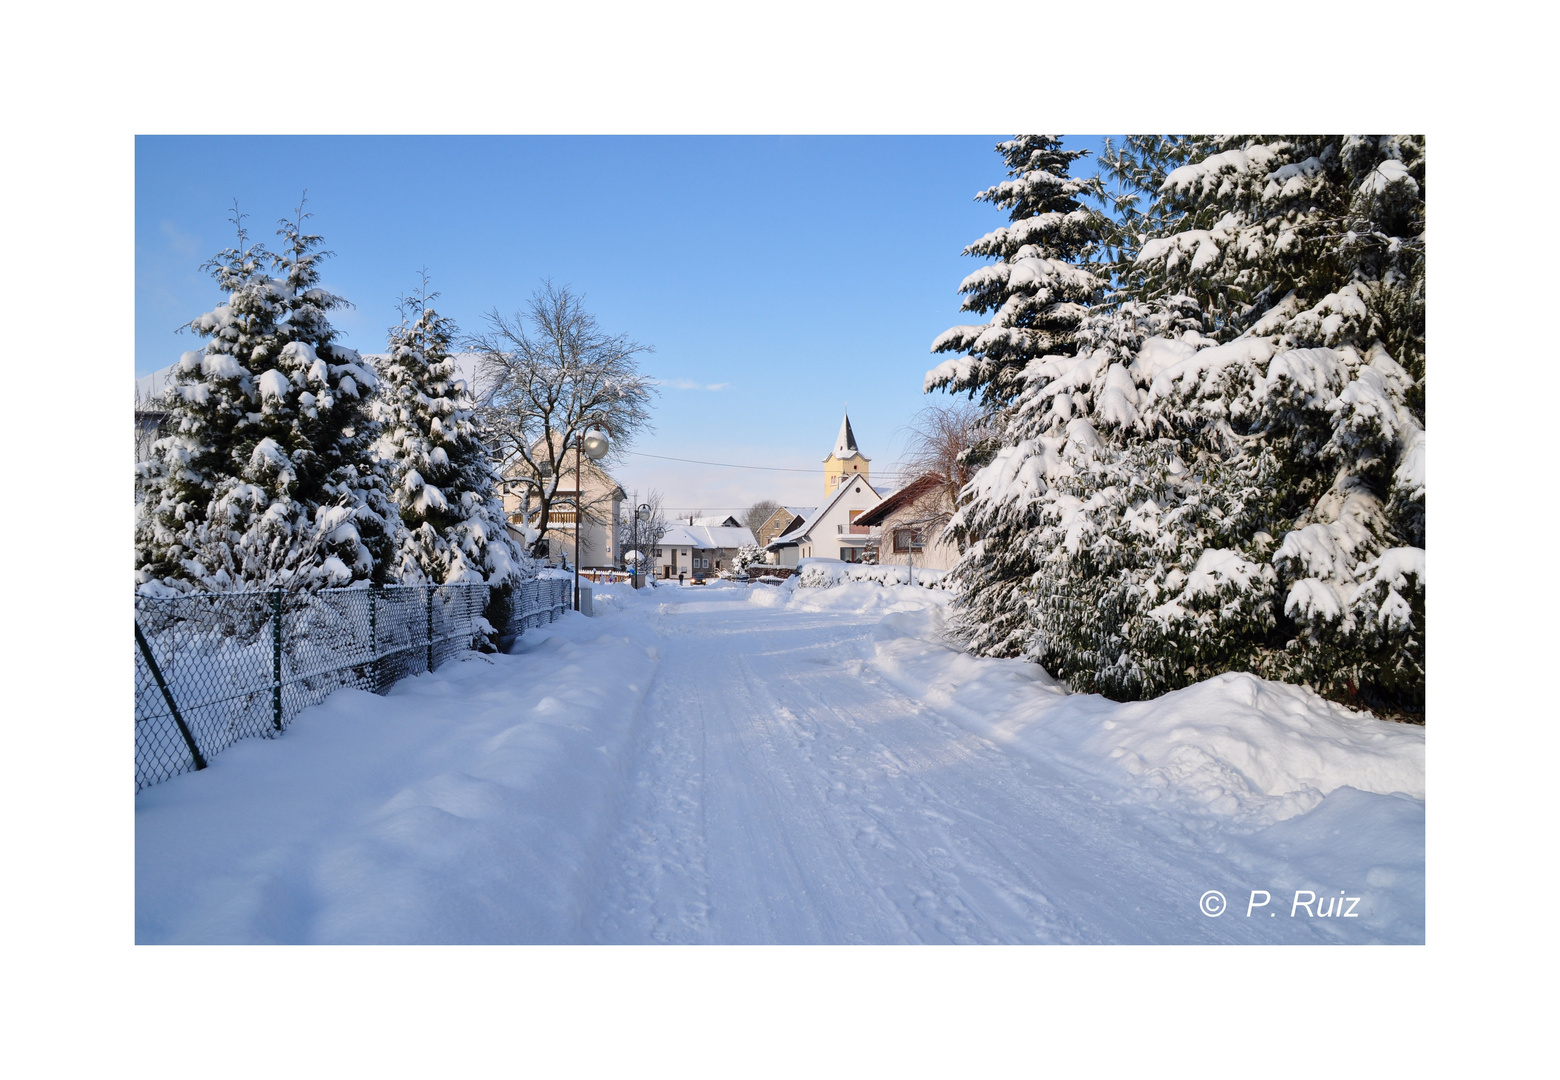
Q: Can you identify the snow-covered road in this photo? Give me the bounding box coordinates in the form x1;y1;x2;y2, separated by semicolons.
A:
136;580;1424;944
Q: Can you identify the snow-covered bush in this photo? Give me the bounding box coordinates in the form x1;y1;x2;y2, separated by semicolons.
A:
730;543;764;575
135;203;397;593
936;136;1425;714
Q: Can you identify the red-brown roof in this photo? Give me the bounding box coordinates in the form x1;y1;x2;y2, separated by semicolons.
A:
854;473;942;527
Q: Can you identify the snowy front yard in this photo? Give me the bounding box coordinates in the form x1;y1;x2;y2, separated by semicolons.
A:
136;578;1424;944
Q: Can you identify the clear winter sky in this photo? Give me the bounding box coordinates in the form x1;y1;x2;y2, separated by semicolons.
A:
135;135;1112;514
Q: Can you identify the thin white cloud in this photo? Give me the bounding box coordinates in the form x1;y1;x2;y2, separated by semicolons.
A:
650;377;731;392
159;219;201;257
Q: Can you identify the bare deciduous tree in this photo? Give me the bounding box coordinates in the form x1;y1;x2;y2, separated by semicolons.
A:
471;282;656;554
895;403;991;547
742;499;783;538
616;488;670;567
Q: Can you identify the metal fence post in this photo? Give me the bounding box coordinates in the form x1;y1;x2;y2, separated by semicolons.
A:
368;586;378;690
426;585;435;673
271;587;284;731
135;621;206;771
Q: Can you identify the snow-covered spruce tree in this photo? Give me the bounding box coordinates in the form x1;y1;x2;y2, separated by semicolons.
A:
370;284;526;590
924;136;1110;658
926;136;1108;411
941;136;1425;714
134;202;396;593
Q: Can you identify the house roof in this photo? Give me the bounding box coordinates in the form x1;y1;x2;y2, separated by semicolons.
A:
769;475;883;548
854;473;944;527
660;524;757;550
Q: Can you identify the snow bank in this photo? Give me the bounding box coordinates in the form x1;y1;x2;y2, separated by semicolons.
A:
1082;673;1422;824
799;584;1428;828
795;557;948;590
136;613;661;944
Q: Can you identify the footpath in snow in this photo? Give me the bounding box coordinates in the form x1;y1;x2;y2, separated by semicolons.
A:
136;576;1424;944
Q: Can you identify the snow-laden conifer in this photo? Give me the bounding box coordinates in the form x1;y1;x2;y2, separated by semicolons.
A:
925;136;1108;410
135;202;396;593
370;283;526;587
926;137;1110;657
937;137;1425;715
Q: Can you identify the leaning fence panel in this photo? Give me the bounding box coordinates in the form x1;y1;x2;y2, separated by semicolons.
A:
135;577;571;792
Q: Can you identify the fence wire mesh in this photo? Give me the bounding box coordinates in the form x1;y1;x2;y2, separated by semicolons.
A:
135;577;572;792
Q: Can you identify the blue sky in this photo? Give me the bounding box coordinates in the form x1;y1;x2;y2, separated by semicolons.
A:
136;135;1111;512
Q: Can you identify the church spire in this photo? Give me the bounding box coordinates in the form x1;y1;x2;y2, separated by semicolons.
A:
833;412;859;457
823;410;870;494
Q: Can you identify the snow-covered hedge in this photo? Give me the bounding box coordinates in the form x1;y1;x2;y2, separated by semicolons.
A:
795;558;948;590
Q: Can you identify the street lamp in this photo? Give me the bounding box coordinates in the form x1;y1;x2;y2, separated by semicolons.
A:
630;501;652;589
574;428;610;610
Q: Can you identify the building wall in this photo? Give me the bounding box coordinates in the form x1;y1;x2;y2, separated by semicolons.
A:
823;453;869;496
804;479;883;562
872;495;959;572
501;455;623;569
755;508;803;547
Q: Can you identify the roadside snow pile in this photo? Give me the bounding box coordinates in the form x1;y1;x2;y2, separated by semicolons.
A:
842;587;1424;829
796;558;948;590
757;576;955;618
1083;673;1423;823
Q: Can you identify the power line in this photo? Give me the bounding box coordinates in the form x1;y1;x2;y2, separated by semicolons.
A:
622;450;919;484
623;450;822;473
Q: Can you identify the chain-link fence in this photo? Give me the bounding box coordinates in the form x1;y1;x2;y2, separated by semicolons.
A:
134;578;572;792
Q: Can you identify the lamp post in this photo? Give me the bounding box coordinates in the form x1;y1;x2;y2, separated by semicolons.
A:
574;428;610;610
630;502;651;588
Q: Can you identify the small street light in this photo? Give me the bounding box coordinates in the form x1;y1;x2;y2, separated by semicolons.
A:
630;501;652;589
574;428;610;610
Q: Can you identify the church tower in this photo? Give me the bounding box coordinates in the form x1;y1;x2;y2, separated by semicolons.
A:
822;411;870;495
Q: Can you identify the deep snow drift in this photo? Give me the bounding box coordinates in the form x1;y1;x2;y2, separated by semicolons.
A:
136;577;1423;944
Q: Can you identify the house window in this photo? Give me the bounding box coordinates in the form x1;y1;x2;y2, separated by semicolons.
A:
893;528;924;553
841;547;867;563
848;509;869;535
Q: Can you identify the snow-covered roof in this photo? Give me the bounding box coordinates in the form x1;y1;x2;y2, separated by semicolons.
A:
784;506;814;519
135;365;177;407
660;525;757;550
825;412;869;462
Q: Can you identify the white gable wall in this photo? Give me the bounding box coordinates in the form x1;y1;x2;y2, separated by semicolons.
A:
792;478;882;562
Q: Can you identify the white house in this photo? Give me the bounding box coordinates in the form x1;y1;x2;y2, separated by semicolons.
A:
765;474;884;566
655;523;758;581
762;411;891;566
